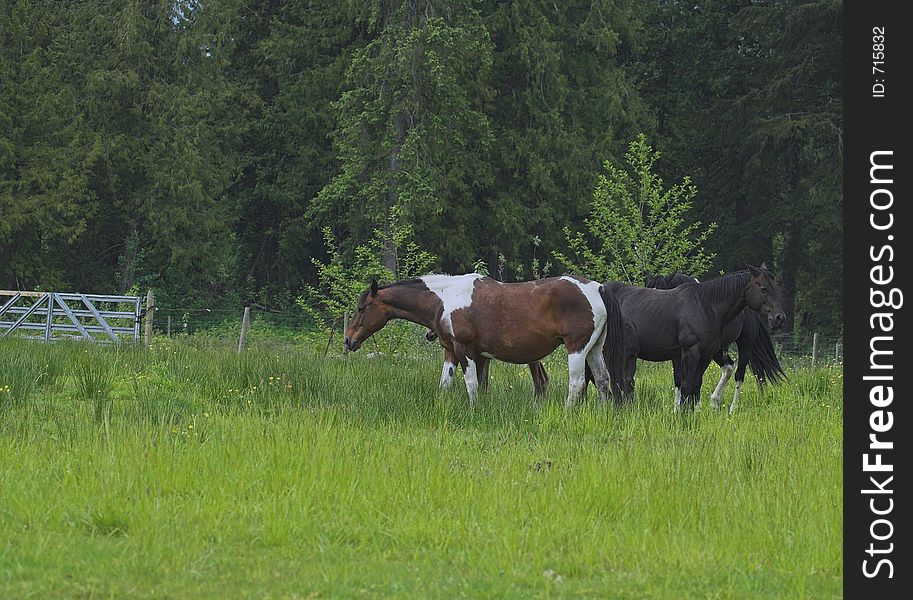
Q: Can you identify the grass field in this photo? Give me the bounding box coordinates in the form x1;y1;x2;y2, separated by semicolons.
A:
0;336;842;598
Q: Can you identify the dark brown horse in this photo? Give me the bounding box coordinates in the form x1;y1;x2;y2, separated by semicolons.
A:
646;271;786;412
603;264;786;408
343;274;626;406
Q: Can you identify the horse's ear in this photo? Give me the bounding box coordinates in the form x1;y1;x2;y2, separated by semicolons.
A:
747;264;762;278
370;278;379;296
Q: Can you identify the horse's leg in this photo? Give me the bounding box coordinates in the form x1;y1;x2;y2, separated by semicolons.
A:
730;372;747;413
477;356;492;392
454;344;480;406
584;327;611;405
440;347;458;389
622;354;637;403
671;358;684;409
690;356;712;409
528;361;549;397
679;346;704;408
728;336;752;413
709;352;735;409
566;350;588;408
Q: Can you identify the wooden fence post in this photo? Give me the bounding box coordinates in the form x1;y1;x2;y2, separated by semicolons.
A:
238;307;251;354
835;341;840;361
144;290;155;347
343;312;349;337
167;315;172;338
811;332;819;368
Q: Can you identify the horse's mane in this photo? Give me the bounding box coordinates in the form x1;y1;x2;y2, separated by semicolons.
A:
378;278;425;290
689;271;751;304
646;272;698;289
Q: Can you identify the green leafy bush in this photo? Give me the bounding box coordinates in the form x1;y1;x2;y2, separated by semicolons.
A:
554;134;717;284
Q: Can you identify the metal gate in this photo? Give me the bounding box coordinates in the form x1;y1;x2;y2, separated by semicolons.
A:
0;291;142;343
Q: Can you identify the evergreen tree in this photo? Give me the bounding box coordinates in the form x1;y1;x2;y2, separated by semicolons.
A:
0;1;93;289
315;0;494;276
219;0;360;303
636;0;842;334
476;0;648;272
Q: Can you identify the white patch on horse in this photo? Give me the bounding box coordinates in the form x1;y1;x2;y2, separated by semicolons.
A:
440;360;456;389
464;357;479;404
710;363;734;409
729;380;743;414
559;276;604;329
566;351;588;408
420;274;484;336
559;277;609;406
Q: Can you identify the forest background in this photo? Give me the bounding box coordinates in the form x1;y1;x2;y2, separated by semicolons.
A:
0;0;842;336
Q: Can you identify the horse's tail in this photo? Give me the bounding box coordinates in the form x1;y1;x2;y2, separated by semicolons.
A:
599;284;629;401
745;310;787;389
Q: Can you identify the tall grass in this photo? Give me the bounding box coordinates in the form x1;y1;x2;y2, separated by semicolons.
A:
0;337;842;598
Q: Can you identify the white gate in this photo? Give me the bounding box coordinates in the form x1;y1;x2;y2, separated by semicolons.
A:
0;291;142;343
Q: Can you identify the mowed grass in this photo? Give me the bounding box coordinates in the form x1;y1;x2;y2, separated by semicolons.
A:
0;337;841;598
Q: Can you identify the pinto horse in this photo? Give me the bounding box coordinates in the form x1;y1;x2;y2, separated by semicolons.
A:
423;328;553;397
343;274;625;406
435;341;551;397
646;271;786;412
428;318;636;402
602;264;786;409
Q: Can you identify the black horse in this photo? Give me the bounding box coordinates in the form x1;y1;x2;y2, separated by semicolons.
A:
602;264;786;409
646;271;787;412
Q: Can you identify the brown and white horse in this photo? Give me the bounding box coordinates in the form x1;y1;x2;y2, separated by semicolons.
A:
424;330;550;397
343;274;625;406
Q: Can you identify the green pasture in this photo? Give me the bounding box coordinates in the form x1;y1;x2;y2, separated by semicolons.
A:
1;337;841;598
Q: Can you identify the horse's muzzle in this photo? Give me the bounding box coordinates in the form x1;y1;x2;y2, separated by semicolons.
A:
769;313;786;330
344;336;361;352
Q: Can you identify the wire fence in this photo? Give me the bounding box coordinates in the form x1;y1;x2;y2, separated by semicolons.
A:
152;307;316;337
1;296;844;365
145;304;843;365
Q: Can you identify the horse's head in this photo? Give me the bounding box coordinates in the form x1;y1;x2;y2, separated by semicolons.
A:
344;279;392;351
745;263;786;330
